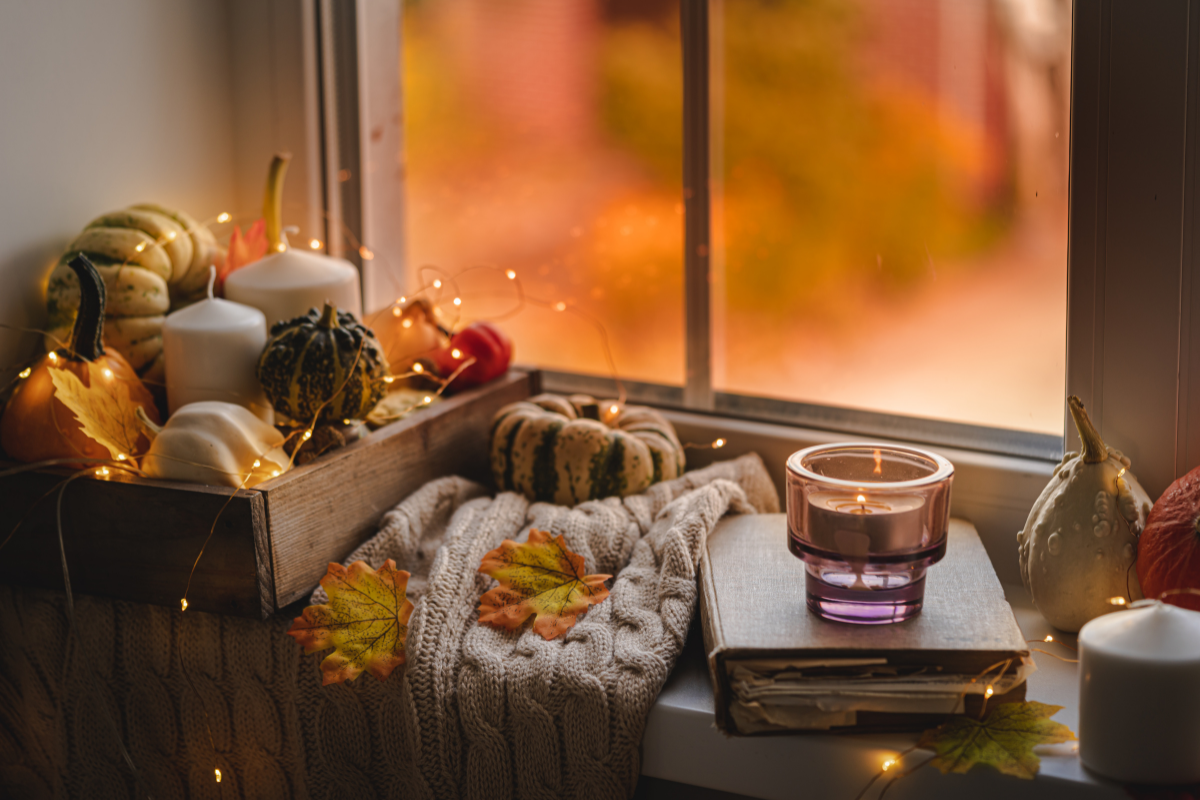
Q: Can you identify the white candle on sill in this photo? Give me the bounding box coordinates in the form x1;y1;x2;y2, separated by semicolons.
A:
163;268;273;422
223;247;361;328
1078;600;1200;784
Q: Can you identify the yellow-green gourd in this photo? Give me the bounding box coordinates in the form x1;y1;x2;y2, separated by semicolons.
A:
138;401;289;488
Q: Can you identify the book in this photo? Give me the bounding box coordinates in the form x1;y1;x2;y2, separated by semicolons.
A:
699;514;1032;734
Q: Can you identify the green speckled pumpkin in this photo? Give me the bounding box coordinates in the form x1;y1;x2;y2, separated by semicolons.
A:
257;303;389;425
490;393;685;505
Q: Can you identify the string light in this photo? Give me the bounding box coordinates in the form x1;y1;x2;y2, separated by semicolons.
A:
453;297;462;306
359;246;374;260
384;376;395;383
117;454;126;461
215;768;222;783
1044;635;1054;643
423;395;433;404
413;363;424;373
96;467;109;477
18;367;30;378
303;430;313;440
399;296;407;304
713;438;726;449
433;279;442;289
610;404;620;415
167;231;177;240
392;307;402;317
1109;596;1128;606
48;351;58;363
506;270;517;280
554;301;567;312
882;758;897;772
401;318;413;328
451;349;462;359
310;239;322;250
217;212;231;223
275;243;286;253
272;470;281;477
252;460;261;468
985;685;994;698
102;368;113;379
180;598;188;611
135;242;146;253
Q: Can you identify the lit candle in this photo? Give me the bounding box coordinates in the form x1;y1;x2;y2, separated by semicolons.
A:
163;268;272;422
805;491;927;555
224;153;362;326
1078;601;1200;784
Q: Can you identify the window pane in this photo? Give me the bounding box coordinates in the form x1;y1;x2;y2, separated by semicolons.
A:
712;0;1069;435
403;0;684;386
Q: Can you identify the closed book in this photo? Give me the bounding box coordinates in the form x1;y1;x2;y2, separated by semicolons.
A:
700;514;1032;734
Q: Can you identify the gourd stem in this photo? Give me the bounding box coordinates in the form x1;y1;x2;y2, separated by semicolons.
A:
65;254;106;362
136;406;162;440
1068;395;1107;463
263;153;291;252
319;302;340;329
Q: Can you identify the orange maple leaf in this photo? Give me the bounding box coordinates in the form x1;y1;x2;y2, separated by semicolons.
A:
286;559;414;685
477;529;611;640
48;361;147;460
217;219;268;291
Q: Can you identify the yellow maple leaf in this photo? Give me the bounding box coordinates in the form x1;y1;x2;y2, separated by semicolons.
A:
48;362;147;461
477;528;611;640
917;702;1077;779
286;559;414;685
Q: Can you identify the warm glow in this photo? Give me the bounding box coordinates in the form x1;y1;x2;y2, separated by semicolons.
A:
117;453;126;461
610;404;620;415
423;395;433;403
102;368;113;379
1108;596;1128;606
135;242;146;253
359;246;374;260
47;351;58;363
399;296;407;304
180;598;188;611
402;318;413;328
343;419;351;425
882;758;896;772
433;279;442;289
451;348;462;359
276;243;286;252
985;685;994;698
554;301;567;312
272;470;281;477
713;438;726;449
384;376;395;383
18;367;30;379
217;212;231;223
413;363;424;373
392;307;402;317
506;269;516;280
453;297;462;306
856;494;866;503
303;430;312;440
309;239;322;250
167;231;177;240
215;768;222;783
1044;635;1054;643
252;459;261;468
96;467;109;477
873;448;883;475
1117;467;1127;478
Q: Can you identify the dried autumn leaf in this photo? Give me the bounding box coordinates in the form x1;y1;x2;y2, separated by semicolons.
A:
286;559;414;685
477;528;611;640
917;702;1077;779
217;218;268;290
48;362;146;461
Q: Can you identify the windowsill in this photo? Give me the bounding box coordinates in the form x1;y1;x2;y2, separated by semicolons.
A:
641;584;1125;800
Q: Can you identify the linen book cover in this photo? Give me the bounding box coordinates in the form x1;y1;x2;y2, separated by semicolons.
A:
699;514;1031;734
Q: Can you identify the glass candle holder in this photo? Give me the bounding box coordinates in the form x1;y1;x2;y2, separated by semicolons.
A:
786;443;954;624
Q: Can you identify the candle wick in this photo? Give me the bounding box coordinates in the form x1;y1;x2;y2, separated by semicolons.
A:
206;265;217;301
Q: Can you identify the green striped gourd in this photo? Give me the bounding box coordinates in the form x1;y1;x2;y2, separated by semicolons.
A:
490;393;685;505
45;204;220;383
256;302;390;425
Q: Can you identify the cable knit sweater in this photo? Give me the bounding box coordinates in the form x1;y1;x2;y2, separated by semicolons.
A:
0;454;778;799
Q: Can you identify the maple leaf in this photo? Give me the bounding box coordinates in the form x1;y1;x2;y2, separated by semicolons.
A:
917;702;1077;779
217;219;268;290
49;363;146;460
286;559;414;685
477;528;611;640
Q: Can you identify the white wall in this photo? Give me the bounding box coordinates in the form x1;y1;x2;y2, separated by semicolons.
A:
0;0;237;372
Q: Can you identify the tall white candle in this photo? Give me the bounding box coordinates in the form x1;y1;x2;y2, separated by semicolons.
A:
163;268;273;422
1078;601;1200;784
224;248;362;328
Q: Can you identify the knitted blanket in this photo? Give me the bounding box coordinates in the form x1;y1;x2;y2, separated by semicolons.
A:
0;454;777;799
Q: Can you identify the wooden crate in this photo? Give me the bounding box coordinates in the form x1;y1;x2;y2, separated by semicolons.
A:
0;369;538;619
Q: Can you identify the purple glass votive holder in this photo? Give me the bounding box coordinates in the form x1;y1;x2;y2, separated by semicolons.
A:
786;443;954;624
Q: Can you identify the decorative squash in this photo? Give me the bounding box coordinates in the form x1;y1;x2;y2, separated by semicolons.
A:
490;393;685;505
434;320;513;392
256;302;390;425
139;401;289;488
1137;465;1200;611
1017;396;1153;631
3;255;159;464
45;204;220;383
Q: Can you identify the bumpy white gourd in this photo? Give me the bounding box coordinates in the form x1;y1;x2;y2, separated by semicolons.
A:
138;401;289;488
1018;396;1152;632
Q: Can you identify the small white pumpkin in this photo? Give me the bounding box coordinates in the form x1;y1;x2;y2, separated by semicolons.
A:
138;401;290;488
1017;396;1153;632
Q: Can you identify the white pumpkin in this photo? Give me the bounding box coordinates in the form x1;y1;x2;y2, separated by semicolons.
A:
1017;396;1153;632
138;401;290;488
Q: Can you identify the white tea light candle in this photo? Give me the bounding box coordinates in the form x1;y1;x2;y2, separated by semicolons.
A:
1078;601;1200;784
163;268;272;422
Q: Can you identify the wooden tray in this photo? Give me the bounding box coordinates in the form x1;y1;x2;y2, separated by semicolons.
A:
0;369;538;619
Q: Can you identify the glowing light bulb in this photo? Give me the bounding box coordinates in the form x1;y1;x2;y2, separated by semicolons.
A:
303;430;313;441
359;246;374;260
275;243;286;253
554;302;567;312
453;297;462;306
384;376;395;383
48;351;58;363
610;404;620;415
272;470;281;477
215;768;222;783
252;460;261;468
309;239;322;250
217;212;231;223
423;395;433;404
413;363;424;373
433;279;442;289
985;685;994;698
18;367;31;379
402;318;412;328
180;598;188;611
506;270;517;280
102;368;113;379
451;349;462;359
392;307;402;317
713;438;726;449
1108;596;1128;606
135;242;146;253
167;230;177;240
117;453;126;461
882;759;896;772
1044;635;1054;643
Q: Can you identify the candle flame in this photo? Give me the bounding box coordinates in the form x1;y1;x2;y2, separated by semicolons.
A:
873;448;882;475
856;494;866;503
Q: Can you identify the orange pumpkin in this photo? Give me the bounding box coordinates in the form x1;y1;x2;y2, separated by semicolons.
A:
1;255;159;464
1138;465;1200;611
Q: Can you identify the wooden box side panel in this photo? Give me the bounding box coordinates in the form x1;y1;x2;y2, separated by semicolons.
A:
0;472;268;618
264;370;535;608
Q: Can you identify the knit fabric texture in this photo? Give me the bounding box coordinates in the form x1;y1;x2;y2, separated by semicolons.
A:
0;454;777;799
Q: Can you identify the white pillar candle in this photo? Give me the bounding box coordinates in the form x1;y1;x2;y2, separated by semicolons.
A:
224;248;362;328
163;268;273;422
1078;601;1200;784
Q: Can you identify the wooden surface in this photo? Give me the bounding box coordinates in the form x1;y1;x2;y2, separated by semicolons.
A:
261;369;537;609
0;469;266;617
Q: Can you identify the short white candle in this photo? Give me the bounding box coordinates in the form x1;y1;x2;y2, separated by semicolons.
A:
223;248;361;328
1078;601;1200;784
806;491;927;554
163;268;273;422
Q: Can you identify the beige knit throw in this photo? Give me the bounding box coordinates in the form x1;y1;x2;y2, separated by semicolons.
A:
0;454;777;799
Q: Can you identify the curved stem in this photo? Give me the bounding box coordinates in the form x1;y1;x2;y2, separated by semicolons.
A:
65;254;106;362
1068;395;1107;464
263;153;292;252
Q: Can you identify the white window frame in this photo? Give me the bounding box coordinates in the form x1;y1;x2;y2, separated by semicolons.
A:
236;0;1200;580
